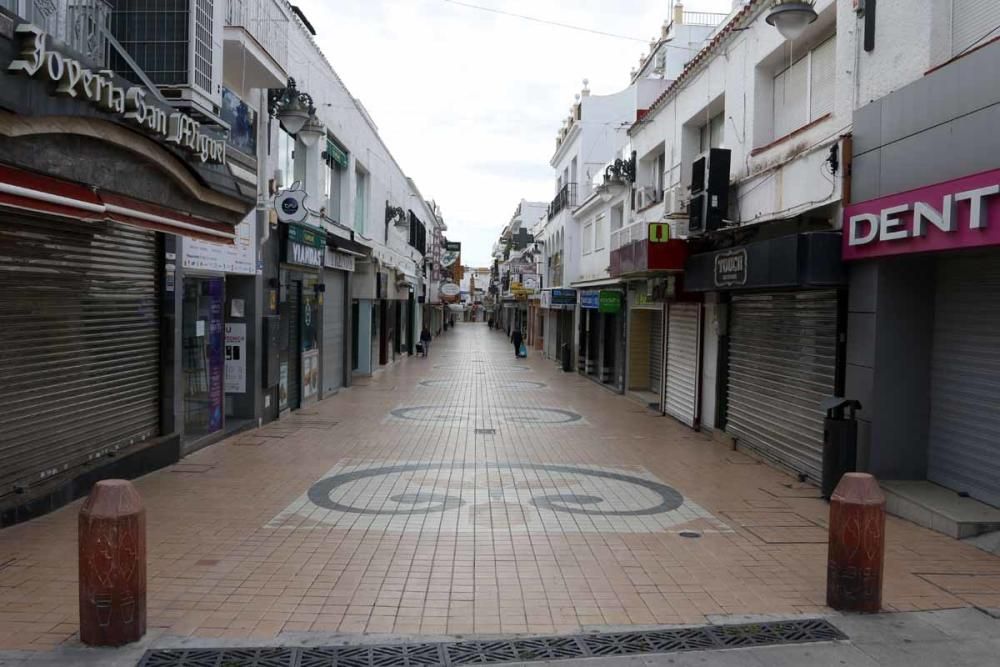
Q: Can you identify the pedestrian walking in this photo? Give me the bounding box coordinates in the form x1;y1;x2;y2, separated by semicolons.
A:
450;315;455;329
488;317;494;330
512;329;524;358
419;326;432;357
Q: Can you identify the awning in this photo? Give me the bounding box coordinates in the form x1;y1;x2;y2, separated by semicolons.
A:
0;163;235;243
326;234;371;257
570;277;624;288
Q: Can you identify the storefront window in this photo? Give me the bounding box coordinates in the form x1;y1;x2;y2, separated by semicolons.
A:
277;129;296;188
182;276;224;440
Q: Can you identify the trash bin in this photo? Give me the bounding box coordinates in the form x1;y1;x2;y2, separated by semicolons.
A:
820;397;862;499
561;343;572;372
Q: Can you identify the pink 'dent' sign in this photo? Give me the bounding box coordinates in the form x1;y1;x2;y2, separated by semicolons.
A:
842;167;1000;261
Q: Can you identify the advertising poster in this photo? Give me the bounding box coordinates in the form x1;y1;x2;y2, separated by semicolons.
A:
278;362;289;411
224;323;246;394
207;279;224;432
182;211;256;274
303;350;319;401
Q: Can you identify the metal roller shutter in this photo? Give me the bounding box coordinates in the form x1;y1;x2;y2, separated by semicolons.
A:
0;215;160;501
649;311;664;395
666;303;701;428
322;271;346;394
928;256;1000;506
288;283;302;410
952;0;1000;56
726;290;838;482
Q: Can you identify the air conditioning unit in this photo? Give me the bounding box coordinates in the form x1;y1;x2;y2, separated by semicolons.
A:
109;0;225;123
635;186;659;210
665;185;687;216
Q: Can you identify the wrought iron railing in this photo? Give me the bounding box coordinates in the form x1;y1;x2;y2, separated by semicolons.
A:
15;0;113;67
226;0;289;70
547;183;577;220
682;11;728;27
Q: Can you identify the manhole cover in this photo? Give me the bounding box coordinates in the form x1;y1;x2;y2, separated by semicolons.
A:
138;619;846;666
679;530;702;538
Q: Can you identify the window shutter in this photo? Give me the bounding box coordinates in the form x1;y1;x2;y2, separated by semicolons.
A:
809;36;836;121
773;58;808;139
952;0;1000;56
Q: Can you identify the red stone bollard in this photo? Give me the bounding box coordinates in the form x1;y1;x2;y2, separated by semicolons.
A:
78;480;146;646
826;473;885;612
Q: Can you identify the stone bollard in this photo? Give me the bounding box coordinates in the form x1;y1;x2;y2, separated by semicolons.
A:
826;472;885;612
78;480;146;646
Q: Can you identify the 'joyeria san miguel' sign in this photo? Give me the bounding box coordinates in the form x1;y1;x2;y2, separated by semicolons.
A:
7;24;226;164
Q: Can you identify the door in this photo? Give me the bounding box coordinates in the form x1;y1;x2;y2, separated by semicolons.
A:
665;303;701;428
726;290;839;482
649;310;664;397
322;271;346;394
928;256;1000;506
0;216;159;503
288;280;302;410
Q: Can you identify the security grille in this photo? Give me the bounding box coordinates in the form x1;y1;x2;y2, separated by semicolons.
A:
138;618;846;666
192;0;214;92
109;0;191;86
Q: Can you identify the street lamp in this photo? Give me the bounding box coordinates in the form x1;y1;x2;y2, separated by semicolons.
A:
268;78;316;136
765;1;818;41
297;114;325;148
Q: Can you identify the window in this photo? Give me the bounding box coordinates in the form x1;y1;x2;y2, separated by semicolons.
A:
354;168;367;234
583;222;593;255
772;35;835;139
655;152;666;195
610;204;624;232
699;112;725;152
594;214;606;251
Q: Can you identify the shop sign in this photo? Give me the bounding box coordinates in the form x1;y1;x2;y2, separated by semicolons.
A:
551;288;577;305
440;282;461;297
522;274;540;290
714;248;747;287
599;290;622;313
288;242;323;267
276;189;308;224
288;223;324;248
324;139;348;168
648;223;671;243
844;167;1000;261
224;323;246;393
8;24;226;164
445;241;462;252
581;290;600;309
324;248;356;272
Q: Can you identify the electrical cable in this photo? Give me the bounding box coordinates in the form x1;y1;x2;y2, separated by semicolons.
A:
952;22;1000;60
440;0;700;50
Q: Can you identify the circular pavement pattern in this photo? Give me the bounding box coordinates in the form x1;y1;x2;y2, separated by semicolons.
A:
307;462;685;517
389;406;581;424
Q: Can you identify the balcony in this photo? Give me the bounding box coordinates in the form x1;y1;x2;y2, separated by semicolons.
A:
610;221;688;278
8;0;112;68
547;183;577;220
224;0;289;90
681;11;728;27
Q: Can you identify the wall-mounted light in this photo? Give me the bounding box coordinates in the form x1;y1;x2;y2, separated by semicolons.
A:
765;1;818;41
268;77;316;136
298;114;325;148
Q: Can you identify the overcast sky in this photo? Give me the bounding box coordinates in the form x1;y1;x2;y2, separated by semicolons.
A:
297;0;734;266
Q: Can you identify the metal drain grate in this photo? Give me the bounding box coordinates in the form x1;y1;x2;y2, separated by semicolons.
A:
475;428;497;435
137;618;845;666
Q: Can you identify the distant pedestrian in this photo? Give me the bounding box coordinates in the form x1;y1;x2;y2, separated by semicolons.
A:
512;329;524;357
419;326;432;357
450;315;455;329
488;317;494;330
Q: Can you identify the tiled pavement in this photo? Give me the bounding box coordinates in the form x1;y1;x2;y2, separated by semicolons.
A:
1;323;999;652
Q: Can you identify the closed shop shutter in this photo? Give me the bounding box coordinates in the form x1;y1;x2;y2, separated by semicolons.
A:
322;270;346;394
0;215;159;501
666;303;701;428
649;311;664;394
727;290;838;482
928;256;1000;507
952;0;1000;56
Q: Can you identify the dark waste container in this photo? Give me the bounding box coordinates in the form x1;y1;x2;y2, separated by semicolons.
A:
821;397;862;499
561;344;572;372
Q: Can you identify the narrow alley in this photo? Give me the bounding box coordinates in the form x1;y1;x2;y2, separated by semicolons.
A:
1;323;998;655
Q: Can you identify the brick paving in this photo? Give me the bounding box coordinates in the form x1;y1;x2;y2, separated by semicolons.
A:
1;323;999;651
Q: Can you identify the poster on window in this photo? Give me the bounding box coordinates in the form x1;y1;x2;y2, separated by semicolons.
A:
303;349;319;401
224;323;246;393
279;362;289;411
182;211;256;274
207;279;224;432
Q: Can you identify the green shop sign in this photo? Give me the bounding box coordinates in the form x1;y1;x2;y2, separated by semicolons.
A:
598;290;622;313
287;223;325;249
324;139;348;169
